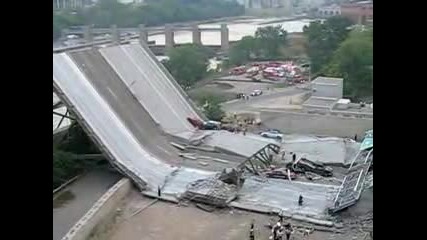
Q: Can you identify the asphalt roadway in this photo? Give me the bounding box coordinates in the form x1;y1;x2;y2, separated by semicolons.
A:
53;170;121;240
69;50;180;164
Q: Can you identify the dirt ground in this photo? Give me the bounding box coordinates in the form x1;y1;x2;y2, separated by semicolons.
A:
91;188;373;240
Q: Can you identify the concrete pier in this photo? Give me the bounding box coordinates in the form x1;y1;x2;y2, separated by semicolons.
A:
83;25;93;46
111;25;119;45
220;23;229;51
138;24;148;45
165;24;175;51
192;24;201;45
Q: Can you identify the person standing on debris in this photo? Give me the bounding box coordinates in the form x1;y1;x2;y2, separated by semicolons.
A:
292;153;296;162
298;195;304;206
157;185;162;197
354;134;358;141
271;222;281;240
284;223;293;240
249;222;255;240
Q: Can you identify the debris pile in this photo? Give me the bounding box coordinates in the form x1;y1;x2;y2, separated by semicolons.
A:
286;157;333;177
182;177;239;207
260;166;296;180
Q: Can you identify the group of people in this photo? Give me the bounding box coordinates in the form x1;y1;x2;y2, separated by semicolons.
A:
271;218;294;240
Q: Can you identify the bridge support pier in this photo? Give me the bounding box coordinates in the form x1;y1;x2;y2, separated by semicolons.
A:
111;25;120;45
138;24;148;45
165;24;175;51
220;24;229;51
192;24;201;45
83;25;93;47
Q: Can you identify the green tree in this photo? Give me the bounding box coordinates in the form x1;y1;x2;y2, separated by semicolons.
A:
199;94;225;121
303;16;353;73
228;25;289;66
165;44;209;88
229;36;257;66
324;28;373;97
53;0;244;40
255;25;288;59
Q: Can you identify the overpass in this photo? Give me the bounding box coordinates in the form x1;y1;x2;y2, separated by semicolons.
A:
61;23;230;52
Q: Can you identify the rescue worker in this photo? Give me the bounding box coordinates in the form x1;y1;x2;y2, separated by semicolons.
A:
157;185;162;197
298;195;304;206
249;222;255;240
284;223;293;240
292;153;296;162
271;222;281;240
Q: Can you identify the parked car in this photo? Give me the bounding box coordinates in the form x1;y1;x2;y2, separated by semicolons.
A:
203;120;221;130
260;131;283;140
266;129;282;134
250;90;263;96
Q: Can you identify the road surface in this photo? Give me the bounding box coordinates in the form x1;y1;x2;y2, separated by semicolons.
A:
69;50;180;164
53;170;121;240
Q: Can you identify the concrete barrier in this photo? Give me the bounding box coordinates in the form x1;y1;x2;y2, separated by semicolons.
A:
61;178;131;240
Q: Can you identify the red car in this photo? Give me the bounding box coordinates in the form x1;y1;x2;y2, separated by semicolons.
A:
229;66;246;75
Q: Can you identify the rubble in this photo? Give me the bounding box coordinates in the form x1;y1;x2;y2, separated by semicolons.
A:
181;177;239;207
286;157;333;177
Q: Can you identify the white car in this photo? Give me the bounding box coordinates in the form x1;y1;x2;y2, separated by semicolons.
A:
260;131;283;140
250;90;263;96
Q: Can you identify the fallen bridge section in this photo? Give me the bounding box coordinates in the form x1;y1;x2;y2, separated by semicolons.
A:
69;49;180;163
53;53;175;190
99;44;201;135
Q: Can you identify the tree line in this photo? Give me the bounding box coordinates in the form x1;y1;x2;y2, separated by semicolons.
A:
226;16;373;98
53;0;244;40
303;17;373;98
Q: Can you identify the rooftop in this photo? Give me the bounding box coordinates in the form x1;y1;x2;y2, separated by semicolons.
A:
303;96;337;108
312;76;343;85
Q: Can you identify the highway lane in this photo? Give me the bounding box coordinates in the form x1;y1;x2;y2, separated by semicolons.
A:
69;50;180;164
53;53;175;189
100;45;195;134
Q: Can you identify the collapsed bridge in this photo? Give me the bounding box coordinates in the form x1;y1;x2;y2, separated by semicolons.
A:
53;43;278;190
53;42;367;222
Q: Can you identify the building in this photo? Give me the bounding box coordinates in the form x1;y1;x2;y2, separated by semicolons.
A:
244;0;293;16
340;1;373;25
53;0;93;10
317;4;341;18
53;0;144;10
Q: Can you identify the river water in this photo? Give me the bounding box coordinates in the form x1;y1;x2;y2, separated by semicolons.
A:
147;17;313;45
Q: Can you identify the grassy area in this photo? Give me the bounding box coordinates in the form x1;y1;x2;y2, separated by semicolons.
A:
188;88;235;105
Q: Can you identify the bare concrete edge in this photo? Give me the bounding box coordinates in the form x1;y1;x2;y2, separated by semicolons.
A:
61;178;131;240
229;202;336;228
53;175;82;196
